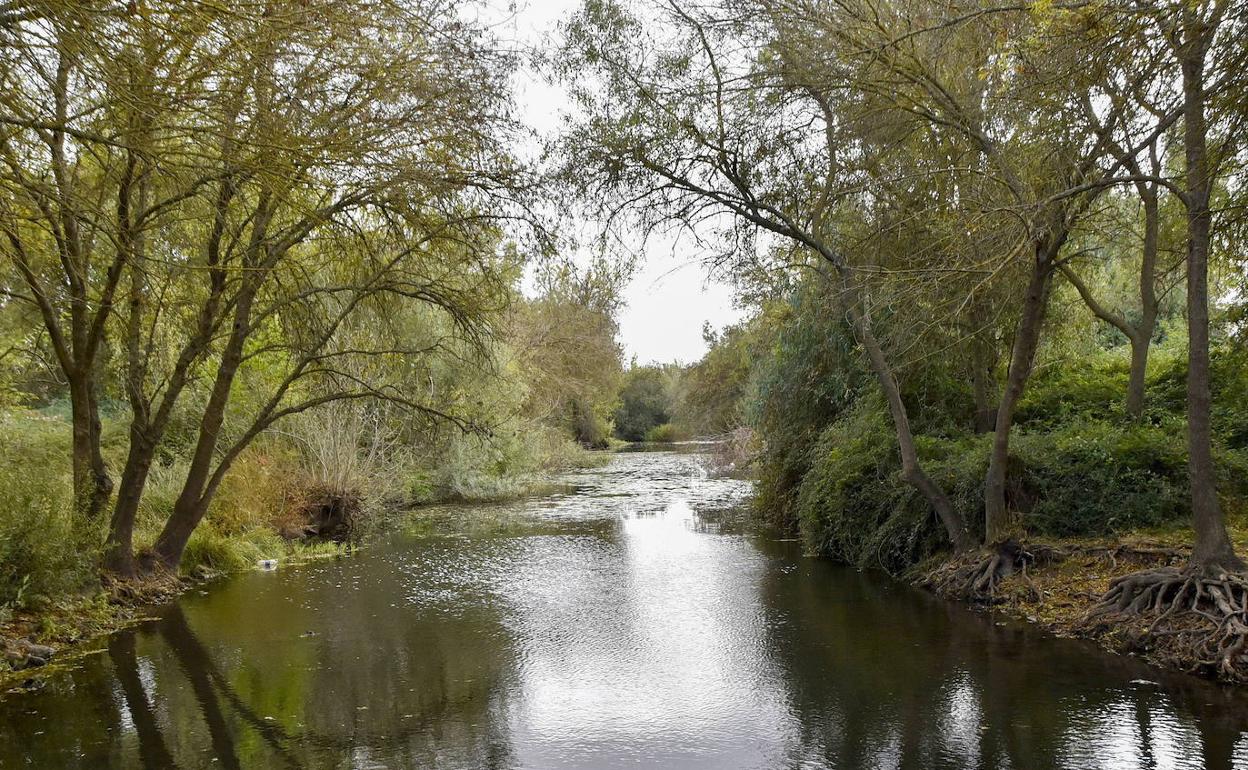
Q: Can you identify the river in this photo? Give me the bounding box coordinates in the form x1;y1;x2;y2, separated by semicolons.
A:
3;448;1248;768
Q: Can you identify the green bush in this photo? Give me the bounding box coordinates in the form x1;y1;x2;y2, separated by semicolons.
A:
794;398;949;573
1015;353;1131;428
643;423;684;443
790;387;1210;570
1011;421;1189;536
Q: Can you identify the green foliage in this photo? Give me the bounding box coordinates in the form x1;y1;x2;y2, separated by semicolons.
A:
1011;422;1189;536
785;347;1248;570
643;423;684;443
747;286;870;530
428;423;606;502
1015;352;1135;428
1148;345;1248;449
512;258;627;448
613;364;679;441
182;528;287;574
674;322;756;436
793;399;949;573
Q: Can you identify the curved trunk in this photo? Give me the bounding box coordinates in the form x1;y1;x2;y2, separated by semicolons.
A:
984;253;1053;542
848;301;975;551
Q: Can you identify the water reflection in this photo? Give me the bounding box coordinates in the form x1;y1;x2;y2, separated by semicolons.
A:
3;450;1248;768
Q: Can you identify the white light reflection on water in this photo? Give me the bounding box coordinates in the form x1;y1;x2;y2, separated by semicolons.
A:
6;450;1248;770
501;473;801;768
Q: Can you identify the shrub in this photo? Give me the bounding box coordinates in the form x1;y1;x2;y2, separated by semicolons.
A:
643;423;684;443
182;526;286;573
790;391;1206;571
794;398;949;573
1014;353;1130;428
1011;422;1189;536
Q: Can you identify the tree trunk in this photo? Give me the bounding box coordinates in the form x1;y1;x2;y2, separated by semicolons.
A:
1126;185;1160;421
848;300;975;551
68;371;112;520
972;368;996;434
984;251;1054;542
150;286;259;571
1125;331;1150;420
102;429;158;578
1177;21;1242;573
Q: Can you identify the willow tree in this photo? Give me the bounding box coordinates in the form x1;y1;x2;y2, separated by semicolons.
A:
0;0;525;576
509;258;627;447
0;2;131;519
558;0;977;550
93;0;527;576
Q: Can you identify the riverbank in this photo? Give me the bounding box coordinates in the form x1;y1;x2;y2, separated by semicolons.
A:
916;521;1248;684
7;465;1247;695
0;544;348;692
0;455;611;692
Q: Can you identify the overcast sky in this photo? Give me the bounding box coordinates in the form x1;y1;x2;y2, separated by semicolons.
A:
481;0;747;366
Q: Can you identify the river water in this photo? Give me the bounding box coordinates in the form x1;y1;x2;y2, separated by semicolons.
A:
4;449;1248;769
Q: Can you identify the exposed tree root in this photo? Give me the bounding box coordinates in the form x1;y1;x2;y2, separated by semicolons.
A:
924;539;1062;603
1085;566;1248;681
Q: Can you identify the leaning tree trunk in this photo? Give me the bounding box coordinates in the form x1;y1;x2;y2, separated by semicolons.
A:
1178;26;1241;573
848;300;975;551
150;285;259;572
984;249;1054;542
102;429;159;578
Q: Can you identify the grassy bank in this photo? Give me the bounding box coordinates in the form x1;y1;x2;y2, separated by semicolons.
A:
0;404;609;688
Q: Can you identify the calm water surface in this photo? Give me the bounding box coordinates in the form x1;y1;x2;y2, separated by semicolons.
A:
5;449;1248;769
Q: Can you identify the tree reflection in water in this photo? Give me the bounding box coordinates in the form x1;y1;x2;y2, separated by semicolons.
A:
3;452;1248;769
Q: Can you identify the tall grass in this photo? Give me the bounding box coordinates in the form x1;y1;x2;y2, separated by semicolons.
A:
0;395;614;612
0;412;99;612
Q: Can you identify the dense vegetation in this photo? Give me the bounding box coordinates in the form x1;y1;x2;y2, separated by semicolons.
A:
3;0;1248;681
0;1;635;615
557;0;1248;670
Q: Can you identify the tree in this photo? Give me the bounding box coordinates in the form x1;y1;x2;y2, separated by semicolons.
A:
559;0;983;550
0;0;531;576
0;3;134;519
115;0;526;575
510;257;627;447
613;364;675;441
1167;0;1243;574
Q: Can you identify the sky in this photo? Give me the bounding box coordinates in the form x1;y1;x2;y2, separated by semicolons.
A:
479;0;747;366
